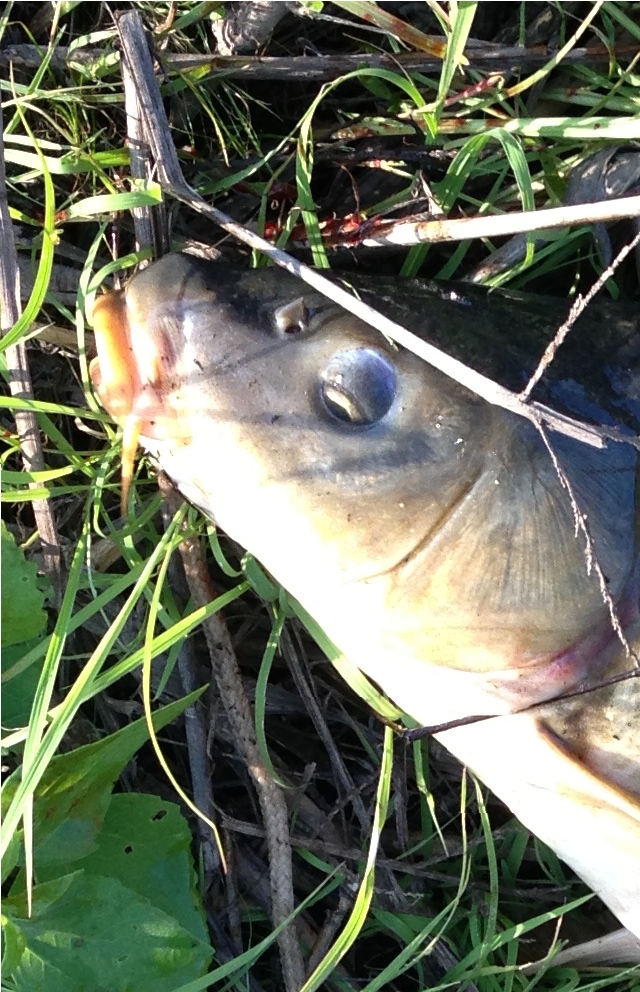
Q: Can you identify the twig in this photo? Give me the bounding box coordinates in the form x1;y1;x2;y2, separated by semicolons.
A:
0;105;64;604
220;829;244;956
306;889;352;976
277;623;371;833
1;44;632;78
205;902;270;992
114;10;639;455
161;541;222;881
156;473;306;990
121;36;166;261
16;257;83;304
361;195;640;247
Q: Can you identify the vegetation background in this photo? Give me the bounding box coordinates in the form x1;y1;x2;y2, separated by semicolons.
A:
2;2;639;991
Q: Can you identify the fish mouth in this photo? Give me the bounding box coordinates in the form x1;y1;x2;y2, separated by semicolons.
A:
90;289;189;512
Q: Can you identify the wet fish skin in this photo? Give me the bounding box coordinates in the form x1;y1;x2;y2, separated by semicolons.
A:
90;254;640;938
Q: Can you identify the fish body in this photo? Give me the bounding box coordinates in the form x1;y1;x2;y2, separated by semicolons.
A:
91;254;640;937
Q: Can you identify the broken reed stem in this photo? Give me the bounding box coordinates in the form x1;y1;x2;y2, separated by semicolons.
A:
2;43;630;77
365;195;640;246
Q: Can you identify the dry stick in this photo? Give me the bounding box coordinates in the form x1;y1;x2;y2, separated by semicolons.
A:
305;890;353;977
161;553;223;881
0;106;64;604
220;828;244;958
205;906;270;992
0;44;631;77
278;624;371;833
114;12;639;454
361;195;640;247
121;45;161;262
16;257;83;304
218;809;515;880
171;512;307;992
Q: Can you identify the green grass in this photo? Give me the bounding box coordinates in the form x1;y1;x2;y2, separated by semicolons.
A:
2;3;639;990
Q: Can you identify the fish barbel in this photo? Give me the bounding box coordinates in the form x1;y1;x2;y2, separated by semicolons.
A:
90;254;640;939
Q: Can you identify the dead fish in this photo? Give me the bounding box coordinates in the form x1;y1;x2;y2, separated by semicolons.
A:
90;254;640;944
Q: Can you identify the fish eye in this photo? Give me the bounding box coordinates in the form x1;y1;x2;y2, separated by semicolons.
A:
319;348;397;426
272;297;310;336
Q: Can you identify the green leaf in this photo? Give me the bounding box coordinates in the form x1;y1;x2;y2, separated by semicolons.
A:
1;521;47;647
1;640;45;731
71;793;209;944
4;871;212;992
241;553;280;602
435;1;477;112
0;106;57;354
1;912;26;975
64;186;163;220
2;688;206;870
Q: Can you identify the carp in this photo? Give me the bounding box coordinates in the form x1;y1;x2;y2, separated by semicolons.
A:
90;253;640;943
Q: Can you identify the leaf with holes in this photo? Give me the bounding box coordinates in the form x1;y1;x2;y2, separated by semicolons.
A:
2;688;206;870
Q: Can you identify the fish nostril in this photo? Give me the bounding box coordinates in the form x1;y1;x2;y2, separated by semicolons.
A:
272;297;309;336
319;348;397;426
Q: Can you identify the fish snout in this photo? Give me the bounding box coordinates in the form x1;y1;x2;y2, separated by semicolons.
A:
91;283;192;510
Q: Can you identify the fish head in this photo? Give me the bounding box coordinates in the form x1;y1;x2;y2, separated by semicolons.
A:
90;254;638;721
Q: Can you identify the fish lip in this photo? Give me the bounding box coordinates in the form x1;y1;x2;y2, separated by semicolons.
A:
90;282;196;509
